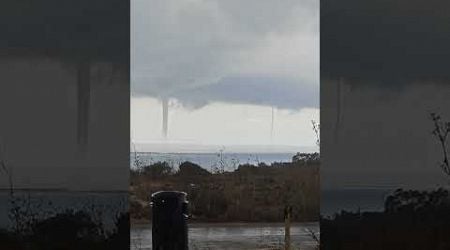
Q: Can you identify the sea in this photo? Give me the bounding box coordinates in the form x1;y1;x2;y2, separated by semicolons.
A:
0;190;127;230
130;152;295;172
321;187;394;217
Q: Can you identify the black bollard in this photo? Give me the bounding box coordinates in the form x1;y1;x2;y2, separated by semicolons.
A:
151;191;189;250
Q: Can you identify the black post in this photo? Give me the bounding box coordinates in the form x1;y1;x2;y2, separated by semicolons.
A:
151;191;189;250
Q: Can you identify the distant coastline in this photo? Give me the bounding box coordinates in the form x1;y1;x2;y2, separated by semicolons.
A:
131;142;318;154
0;188;128;193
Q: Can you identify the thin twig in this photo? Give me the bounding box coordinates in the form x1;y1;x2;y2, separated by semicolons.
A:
430;113;450;176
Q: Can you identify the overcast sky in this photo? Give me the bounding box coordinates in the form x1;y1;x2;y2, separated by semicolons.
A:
131;0;319;150
321;0;450;190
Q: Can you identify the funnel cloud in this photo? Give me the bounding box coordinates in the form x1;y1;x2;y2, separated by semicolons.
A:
132;0;319;109
131;0;319;147
162;98;169;139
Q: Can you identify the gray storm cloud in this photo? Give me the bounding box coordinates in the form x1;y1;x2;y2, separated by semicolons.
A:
322;80;450;189
0;0;129;190
1;0;129;149
322;0;450;84
131;0;319;109
321;0;450;191
169;76;318;110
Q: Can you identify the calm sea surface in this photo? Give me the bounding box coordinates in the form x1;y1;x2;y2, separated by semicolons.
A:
0;190;127;230
321;188;394;217
130;152;295;171
131;222;319;250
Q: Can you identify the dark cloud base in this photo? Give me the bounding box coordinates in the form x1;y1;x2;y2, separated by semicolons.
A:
0;0;129;64
170;76;319;110
0;0;130;240
321;0;450;83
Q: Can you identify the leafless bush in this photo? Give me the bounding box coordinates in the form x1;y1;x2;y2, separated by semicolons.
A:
430;112;450;176
311;120;320;147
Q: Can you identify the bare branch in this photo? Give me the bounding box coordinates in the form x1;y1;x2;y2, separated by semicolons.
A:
311;120;320;147
430;112;450;177
0;142;14;197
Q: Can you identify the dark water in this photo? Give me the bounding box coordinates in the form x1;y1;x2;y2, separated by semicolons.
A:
131;222;319;250
0;190;127;230
130;152;295;171
321;188;393;217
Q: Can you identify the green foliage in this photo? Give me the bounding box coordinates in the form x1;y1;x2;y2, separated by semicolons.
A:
140;161;174;178
178;162;211;177
384;188;449;213
292;152;320;165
